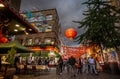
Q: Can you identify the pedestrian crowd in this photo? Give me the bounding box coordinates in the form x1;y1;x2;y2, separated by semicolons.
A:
56;56;101;77
14;55;50;74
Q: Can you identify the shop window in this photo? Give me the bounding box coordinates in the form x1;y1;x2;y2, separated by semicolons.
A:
25;38;33;45
34;38;41;45
44;38;51;44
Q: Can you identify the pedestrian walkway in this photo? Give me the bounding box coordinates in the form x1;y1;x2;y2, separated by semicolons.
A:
16;67;120;79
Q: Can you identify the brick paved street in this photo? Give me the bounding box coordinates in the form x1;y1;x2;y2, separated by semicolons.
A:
17;68;120;79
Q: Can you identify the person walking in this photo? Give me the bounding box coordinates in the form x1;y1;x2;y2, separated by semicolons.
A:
88;56;98;75
82;57;89;74
68;56;77;77
0;55;1;71
14;55;20;74
77;57;83;74
57;57;63;74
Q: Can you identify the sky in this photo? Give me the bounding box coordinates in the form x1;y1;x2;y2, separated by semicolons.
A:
20;0;87;46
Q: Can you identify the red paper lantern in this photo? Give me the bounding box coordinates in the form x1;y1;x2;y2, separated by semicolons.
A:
1;37;8;43
0;33;2;38
0;30;2;38
65;28;77;41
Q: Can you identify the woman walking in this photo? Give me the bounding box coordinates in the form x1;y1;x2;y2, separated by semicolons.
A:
82;57;89;74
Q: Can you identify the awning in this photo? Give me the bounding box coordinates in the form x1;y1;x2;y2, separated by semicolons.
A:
0;41;35;53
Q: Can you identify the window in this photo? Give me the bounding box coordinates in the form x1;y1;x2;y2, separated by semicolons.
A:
38;16;45;21
46;15;53;20
35;23;42;27
45;25;52;32
27;17;36;22
20;14;27;18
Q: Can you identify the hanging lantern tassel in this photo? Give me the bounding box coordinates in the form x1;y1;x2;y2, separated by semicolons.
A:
65;28;77;41
69;37;73;41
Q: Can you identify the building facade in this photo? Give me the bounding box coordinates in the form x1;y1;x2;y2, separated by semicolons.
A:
16;9;61;53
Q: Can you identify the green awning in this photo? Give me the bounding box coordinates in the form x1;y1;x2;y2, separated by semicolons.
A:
0;41;35;53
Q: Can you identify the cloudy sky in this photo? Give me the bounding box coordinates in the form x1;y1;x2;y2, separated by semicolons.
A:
20;0;87;46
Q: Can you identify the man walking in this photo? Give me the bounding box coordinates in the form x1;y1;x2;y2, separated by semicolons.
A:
68;56;77;77
88;56;98;75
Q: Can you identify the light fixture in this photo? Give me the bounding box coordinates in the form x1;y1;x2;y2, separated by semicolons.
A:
28;28;32;31
14;29;18;32
25;32;29;35
15;24;20;27
51;41;54;45
0;3;5;7
21;28;26;31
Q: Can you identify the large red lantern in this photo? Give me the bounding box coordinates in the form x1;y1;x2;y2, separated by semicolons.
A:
65;28;77;41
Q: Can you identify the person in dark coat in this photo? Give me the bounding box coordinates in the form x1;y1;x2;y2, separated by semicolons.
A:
14;56;20;74
57;57;63;74
77;57;83;74
68;56;77;77
0;55;1;71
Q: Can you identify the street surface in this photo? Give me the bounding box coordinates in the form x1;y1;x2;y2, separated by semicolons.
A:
17;67;120;79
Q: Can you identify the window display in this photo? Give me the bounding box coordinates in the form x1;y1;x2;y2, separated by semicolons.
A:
44;38;51;44
34;38;41;45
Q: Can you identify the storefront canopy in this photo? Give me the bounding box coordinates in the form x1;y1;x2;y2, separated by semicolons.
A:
0;41;35;53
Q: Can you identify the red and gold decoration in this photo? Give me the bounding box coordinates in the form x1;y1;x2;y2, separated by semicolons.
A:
62;45;87;58
65;28;77;41
29;46;59;53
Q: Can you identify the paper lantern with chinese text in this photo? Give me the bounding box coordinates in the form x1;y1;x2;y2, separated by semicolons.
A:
65;28;77;41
